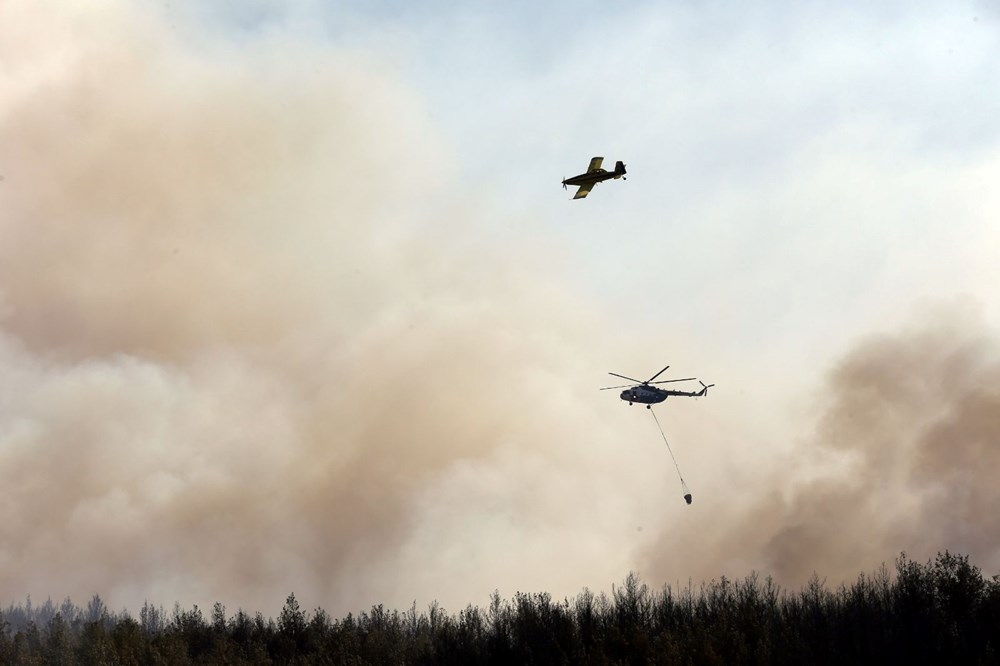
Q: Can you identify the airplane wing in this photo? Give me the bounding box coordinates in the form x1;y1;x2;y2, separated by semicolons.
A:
573;182;595;199
587;156;604;173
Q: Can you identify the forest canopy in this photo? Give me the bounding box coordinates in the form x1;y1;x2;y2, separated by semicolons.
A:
1;552;997;664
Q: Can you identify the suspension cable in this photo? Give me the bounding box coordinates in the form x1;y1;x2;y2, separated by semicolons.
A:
650;408;693;505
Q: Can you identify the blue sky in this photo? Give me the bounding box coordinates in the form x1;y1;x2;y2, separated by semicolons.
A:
259;1;1000;327
299;0;1000;392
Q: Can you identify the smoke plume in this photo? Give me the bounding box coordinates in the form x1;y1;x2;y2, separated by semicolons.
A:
0;1;651;616
641;308;1000;587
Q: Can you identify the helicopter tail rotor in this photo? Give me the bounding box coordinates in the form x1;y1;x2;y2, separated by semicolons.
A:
698;381;715;397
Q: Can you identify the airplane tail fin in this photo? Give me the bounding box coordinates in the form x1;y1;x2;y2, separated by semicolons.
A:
615;161;627;179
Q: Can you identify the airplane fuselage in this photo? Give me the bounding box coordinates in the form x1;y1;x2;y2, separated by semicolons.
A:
562;169;621;188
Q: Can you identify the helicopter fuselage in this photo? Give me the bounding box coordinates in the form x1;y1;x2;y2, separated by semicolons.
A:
621;386;668;405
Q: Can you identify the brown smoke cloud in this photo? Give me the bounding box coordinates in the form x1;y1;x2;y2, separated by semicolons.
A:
641;306;1000;587
0;1;657;616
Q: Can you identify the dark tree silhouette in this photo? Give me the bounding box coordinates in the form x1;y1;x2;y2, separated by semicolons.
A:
0;551;997;664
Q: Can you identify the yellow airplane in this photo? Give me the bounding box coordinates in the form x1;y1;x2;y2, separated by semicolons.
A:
561;156;626;199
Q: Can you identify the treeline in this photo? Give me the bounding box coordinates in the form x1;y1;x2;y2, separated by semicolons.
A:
1;552;998;664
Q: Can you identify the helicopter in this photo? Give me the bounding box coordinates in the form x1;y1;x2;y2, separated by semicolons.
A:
600;366;714;408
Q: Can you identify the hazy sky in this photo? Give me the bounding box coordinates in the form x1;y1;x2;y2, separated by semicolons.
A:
1;0;998;617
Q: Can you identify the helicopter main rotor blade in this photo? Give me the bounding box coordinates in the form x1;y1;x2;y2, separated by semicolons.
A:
608;372;643;384
645;366;671;383
599;384;635;390
650;377;696;384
